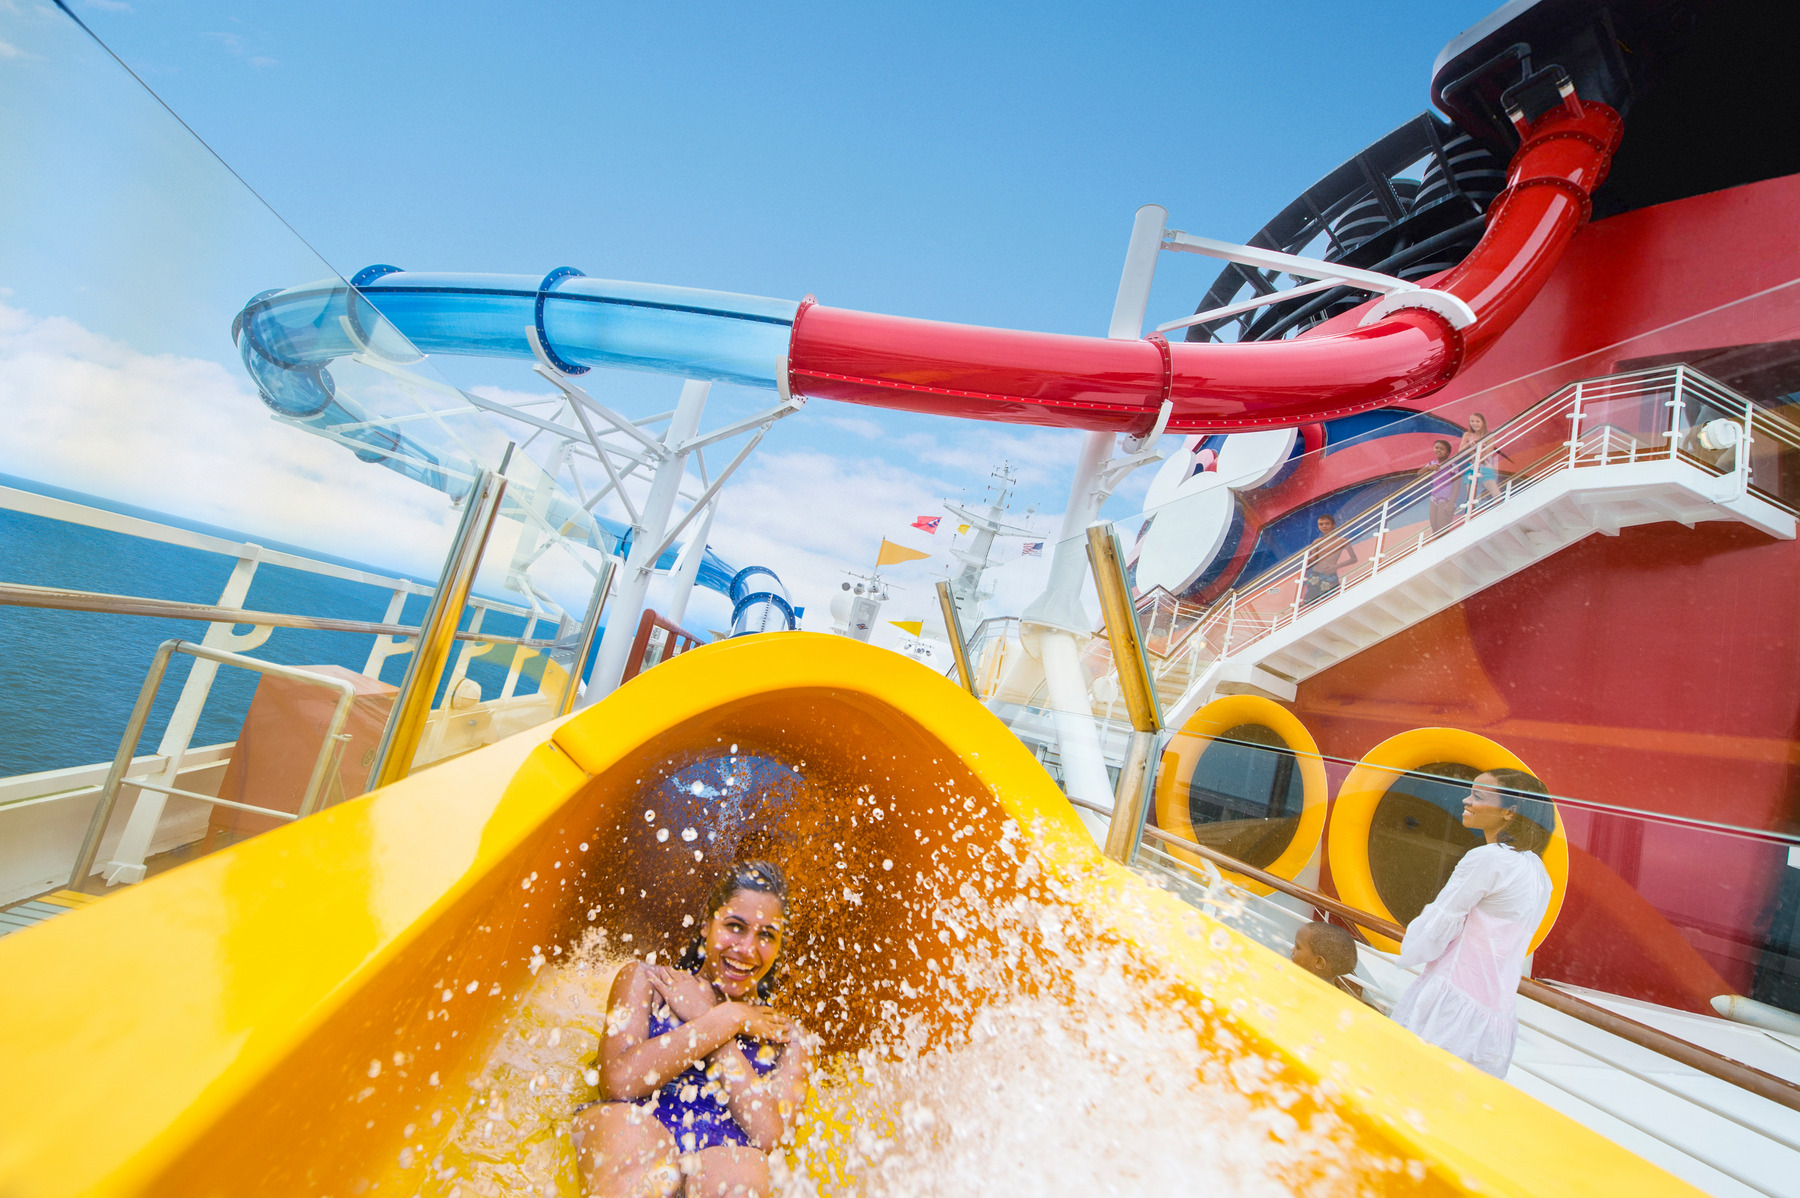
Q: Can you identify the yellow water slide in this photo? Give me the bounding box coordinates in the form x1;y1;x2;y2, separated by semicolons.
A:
0;635;1696;1196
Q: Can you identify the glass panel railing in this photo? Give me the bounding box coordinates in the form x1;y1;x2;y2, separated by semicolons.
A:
950;520;1134;828
1129;731;1800;1021
0;7;608;895
407;451;611;770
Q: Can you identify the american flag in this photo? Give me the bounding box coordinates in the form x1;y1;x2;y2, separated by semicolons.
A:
911;516;941;534
1021;541;1043;557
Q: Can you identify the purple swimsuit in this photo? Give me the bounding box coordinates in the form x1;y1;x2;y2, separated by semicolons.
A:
634;997;782;1153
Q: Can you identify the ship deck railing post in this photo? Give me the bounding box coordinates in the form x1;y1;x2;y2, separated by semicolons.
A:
1567;380;1585;470
1085;523;1162;865
1370;498;1391;577
1667;364;1688;459
1740;394;1757;498
554;557;616;716
361;583;420;678
1290;545;1310;623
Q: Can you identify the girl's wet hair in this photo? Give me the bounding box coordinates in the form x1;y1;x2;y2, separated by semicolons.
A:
676;859;789;1000
1484;768;1555;855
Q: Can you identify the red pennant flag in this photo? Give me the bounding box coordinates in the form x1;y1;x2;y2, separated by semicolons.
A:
911;516;941;534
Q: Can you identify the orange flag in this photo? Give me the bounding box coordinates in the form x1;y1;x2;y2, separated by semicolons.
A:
876;538;931;566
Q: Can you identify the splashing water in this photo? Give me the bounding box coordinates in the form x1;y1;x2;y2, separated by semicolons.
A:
420;850;1417;1198
422;930;622;1198
777;874;1407;1198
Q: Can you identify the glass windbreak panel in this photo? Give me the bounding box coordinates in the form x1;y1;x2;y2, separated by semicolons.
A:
0;8;599;892
955;521;1131;821
1136;732;1800;1020
408;453;610;771
1547;808;1800;1014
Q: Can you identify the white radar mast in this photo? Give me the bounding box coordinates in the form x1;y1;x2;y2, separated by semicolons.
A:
941;463;1039;630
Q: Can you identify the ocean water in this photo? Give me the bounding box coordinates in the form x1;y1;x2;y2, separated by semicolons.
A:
0;475;548;778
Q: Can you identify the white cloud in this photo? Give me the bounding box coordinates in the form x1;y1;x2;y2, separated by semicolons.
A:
201;30;245;55
704;448;957;630
816;413;885;440
0;302;462;580
0;37;29;59
899;423;1088;492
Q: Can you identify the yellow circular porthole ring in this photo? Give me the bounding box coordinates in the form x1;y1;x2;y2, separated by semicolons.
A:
1153;695;1328;896
1327;727;1568;953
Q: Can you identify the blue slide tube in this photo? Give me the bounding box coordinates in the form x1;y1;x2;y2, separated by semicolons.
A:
237;268;798;393
232;269;786;597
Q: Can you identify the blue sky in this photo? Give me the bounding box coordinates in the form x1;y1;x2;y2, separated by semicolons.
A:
14;0;1499;631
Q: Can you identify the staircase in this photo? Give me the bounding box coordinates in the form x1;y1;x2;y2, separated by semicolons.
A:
1137;365;1800;730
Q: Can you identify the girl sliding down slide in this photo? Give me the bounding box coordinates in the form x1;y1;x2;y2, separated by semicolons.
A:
573;861;811;1198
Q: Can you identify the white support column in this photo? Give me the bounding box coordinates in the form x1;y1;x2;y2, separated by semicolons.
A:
104;545;273;884
580;379;711;704
663;496;717;629
1022;204;1169;837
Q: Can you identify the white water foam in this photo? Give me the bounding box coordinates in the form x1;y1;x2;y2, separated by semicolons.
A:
420;862;1413;1198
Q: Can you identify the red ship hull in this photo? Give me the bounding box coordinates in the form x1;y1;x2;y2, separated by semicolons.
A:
1285;171;1800;1010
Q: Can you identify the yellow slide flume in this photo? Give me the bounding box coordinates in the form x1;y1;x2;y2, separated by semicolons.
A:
0;634;1696;1196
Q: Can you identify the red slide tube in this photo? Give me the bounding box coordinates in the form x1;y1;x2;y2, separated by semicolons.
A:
787;99;1621;435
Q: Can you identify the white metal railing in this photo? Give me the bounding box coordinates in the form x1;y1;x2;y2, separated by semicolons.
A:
0;482;550;628
1115;365;1800;702
948;365;1800;724
0;479;606;887
67;640;360;888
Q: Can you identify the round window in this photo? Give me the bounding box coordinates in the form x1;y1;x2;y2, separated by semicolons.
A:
1153;695;1327;894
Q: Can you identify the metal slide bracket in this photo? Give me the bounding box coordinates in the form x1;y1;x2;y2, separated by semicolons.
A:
1155;229;1476;334
69;640;360;888
523;329;803;548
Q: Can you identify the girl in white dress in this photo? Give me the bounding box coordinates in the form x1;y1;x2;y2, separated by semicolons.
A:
1391;769;1555;1077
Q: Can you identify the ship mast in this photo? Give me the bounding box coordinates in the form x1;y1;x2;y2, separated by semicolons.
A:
942;463;1037;629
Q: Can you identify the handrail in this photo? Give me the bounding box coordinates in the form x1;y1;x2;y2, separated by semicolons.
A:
620;609;706;684
69;640;359;887
0;582;556;649
1119;363;1800;700
0;481;544;622
1136;823;1800;1115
